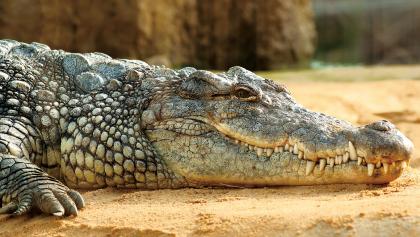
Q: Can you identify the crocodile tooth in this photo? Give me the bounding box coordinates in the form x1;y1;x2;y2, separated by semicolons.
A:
249;145;255;151
319;159;327;171
357;157;363;165
329;158;335;168
293;144;299;155
234;140;240;144
343;152;349;163
367;163;374;176
266;148;273;157
274;146;281;153
375;161;381;168
383;163;389;174
348;141;357;160
256;147;263;157
298;151;303;159
289;146;293;153
284;144;289;150
306;161;315;175
335;155;342;165
401;161;407;169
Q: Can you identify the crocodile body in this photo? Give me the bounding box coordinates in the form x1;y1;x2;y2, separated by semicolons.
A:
0;40;413;216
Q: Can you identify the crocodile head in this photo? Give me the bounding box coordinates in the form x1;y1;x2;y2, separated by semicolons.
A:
143;66;413;186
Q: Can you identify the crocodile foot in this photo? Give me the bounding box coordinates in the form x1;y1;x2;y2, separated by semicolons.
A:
0;177;85;216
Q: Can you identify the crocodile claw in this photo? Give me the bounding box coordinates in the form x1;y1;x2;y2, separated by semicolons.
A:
1;181;84;217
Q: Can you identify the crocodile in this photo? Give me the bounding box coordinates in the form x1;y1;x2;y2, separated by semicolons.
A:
0;40;413;216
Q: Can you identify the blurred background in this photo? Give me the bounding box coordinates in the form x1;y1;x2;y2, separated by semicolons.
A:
1;0;420;70
313;0;420;67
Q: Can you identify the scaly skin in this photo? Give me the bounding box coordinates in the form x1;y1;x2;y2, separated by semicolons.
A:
0;40;414;216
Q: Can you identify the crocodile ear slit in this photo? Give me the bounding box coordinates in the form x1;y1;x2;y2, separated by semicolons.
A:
179;76;211;98
179;70;245;99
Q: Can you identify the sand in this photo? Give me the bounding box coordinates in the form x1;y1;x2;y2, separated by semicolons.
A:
1;67;420;237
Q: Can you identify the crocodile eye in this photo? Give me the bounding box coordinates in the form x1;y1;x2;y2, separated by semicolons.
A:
235;89;252;98
233;86;258;101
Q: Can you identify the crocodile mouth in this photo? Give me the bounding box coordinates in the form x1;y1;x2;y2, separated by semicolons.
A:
212;123;407;178
223;133;408;176
148;117;410;178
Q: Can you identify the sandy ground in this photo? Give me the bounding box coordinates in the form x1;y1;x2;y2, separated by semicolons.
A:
1;67;420;237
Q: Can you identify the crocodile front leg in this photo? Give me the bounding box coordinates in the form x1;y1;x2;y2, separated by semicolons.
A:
0;116;84;216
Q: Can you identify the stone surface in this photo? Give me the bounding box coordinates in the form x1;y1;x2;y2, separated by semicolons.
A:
0;0;315;70
195;0;315;70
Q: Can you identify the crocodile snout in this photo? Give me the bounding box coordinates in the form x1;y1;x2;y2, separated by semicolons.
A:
352;120;414;167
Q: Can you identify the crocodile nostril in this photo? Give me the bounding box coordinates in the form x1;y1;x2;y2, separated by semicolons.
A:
366;120;395;132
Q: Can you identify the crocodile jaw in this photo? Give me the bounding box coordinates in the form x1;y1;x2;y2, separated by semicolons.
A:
146;129;409;186
146;113;412;186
